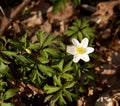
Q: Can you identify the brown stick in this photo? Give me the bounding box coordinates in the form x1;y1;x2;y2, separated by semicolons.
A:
0;0;31;36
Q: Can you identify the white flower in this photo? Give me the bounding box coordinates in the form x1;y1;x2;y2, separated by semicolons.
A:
66;38;94;63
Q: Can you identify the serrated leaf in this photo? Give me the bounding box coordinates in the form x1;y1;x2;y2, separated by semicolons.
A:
53;75;62;86
69;26;79;32
74;19;81;28
21;33;27;48
42;33;54;48
15;55;29;63
44;85;60;94
44;95;53;102
40;50;48;58
28;43;39;50
58;59;64;71
58;92;66;105
36;30;46;47
81;18;89;28
64;30;76;36
63;61;72;72
1;51;17;58
62;73;73;80
37;57;49;64
63;89;72;102
44;48;60;58
64;81;76;89
3;89;18;100
38;64;55;77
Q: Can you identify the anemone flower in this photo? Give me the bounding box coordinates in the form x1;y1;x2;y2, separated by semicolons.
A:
66;38;94;63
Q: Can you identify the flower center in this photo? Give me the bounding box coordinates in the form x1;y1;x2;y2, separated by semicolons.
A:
76;46;85;54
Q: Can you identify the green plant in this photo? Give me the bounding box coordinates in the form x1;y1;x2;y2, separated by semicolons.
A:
0;18;96;106
50;0;81;13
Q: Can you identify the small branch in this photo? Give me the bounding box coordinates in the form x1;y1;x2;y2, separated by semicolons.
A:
0;0;31;36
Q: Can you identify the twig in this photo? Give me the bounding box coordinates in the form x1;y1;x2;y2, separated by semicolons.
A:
0;0;31;36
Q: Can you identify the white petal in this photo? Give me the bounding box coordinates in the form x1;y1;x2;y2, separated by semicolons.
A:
73;54;82;63
80;54;90;62
86;47;94;54
81;38;88;47
66;46;76;55
72;38;80;46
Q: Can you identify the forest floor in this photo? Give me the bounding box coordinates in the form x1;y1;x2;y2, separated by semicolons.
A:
0;0;120;106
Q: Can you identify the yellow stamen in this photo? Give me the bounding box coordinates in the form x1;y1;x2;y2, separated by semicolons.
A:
76;46;85;54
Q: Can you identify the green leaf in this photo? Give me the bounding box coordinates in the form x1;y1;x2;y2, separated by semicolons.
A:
0;57;10;64
79;86;84;93
0;62;9;74
3;89;18;100
44;48;60;58
63;61;73;72
58;92;66;105
63;89;72;102
74;19;81;28
81;18;89;28
37;57;49;64
52;0;63;14
69;26;79;32
64;81;76;89
28;43;39;50
1;103;14;106
53;75;62;86
15;55;29;63
87;75;94;80
44;95;53;102
64;30;76;36
40;50;48;58
58;59;64;71
21;33;27;48
0;42;3;51
62;73;73;80
44;85;60;94
36;30;46;47
42;33;54;48
38;64;55;77
1;51;17;58
78;32;83;41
